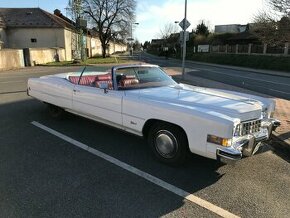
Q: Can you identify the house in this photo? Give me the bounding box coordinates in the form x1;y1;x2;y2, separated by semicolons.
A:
215;24;248;34
151;39;165;46
0;8;85;62
0;8;126;65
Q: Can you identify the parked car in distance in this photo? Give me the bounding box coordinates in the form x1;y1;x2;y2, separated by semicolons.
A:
27;64;280;165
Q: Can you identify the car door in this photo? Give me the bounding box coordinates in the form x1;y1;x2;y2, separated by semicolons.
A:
72;84;123;127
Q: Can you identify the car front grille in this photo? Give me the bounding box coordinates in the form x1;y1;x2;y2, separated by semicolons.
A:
240;119;262;136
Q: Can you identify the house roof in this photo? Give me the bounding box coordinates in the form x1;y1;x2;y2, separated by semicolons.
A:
0;8;75;30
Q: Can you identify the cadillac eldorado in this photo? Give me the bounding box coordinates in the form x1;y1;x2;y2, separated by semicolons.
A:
27;64;280;165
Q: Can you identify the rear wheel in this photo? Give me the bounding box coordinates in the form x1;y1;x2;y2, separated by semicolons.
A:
47;104;65;119
147;122;189;166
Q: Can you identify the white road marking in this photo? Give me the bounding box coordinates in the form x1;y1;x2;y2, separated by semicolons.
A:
0;80;25;84
193;67;290;87
31;121;240;218
269;89;290;95
241;82;290;96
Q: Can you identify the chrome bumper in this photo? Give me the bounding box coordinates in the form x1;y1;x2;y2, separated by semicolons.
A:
217;119;280;164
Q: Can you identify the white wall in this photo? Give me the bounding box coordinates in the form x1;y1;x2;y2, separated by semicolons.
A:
0;49;24;70
64;29;74;61
29;48;65;65
111;43;127;54
6;28;65;49
90;36;102;57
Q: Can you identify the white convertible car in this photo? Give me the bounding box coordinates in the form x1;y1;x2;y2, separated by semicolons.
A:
27;64;280;165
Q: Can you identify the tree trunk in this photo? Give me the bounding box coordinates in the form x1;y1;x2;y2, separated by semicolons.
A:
102;45;106;58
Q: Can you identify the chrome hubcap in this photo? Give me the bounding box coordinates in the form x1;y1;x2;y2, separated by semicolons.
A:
155;130;178;158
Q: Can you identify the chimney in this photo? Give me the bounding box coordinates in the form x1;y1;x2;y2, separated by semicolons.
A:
54;9;61;16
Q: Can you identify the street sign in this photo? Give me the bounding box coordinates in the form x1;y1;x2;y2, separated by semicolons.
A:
179;18;191;30
127;38;134;41
179;31;189;43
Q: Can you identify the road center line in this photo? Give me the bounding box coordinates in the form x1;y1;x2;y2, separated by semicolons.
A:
31;121;240;218
193;67;290;87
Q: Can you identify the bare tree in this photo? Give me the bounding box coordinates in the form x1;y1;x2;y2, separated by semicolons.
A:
158;22;178;40
253;0;290;45
270;0;290;16
79;0;136;58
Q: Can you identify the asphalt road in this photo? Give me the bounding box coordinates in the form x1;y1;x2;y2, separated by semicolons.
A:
139;52;290;100
0;67;290;217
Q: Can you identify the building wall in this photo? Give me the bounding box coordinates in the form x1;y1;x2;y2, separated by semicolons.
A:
0;27;7;48
29;48;65;65
64;29;73;61
215;24;249;34
6;28;65;49
90;36;102;57
111;43;127;54
0;49;24;70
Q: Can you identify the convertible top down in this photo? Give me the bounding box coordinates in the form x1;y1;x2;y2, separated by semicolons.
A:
27;64;280;165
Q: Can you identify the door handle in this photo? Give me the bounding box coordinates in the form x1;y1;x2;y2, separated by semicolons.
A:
73;89;80;93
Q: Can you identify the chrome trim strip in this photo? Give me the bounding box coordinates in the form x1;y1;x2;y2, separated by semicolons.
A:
216;149;242;161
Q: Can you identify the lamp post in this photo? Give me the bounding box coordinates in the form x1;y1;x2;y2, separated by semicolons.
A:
130;22;139;56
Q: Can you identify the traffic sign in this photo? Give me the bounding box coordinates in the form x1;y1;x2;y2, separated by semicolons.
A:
179;18;191;30
179;31;189;43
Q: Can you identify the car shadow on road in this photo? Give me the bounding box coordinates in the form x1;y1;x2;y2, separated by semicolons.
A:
268;137;290;163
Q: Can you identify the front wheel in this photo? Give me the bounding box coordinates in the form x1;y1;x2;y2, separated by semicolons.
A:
147;122;189;166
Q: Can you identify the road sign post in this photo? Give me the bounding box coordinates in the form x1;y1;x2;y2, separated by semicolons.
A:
181;0;189;80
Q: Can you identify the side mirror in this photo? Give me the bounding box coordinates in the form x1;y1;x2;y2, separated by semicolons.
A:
98;82;109;93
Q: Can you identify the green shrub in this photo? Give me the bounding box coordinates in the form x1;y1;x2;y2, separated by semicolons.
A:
187;53;290;72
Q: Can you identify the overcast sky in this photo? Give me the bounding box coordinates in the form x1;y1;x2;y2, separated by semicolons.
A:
0;0;267;43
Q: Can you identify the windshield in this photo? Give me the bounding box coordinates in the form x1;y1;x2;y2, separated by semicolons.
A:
115;66;177;90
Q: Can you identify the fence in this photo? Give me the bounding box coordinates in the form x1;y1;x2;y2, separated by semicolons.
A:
211;43;289;56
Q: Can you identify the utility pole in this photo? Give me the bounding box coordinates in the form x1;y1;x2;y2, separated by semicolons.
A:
130;22;139;56
69;0;86;62
182;0;187;80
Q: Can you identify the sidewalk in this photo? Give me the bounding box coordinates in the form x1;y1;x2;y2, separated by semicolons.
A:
164;67;290;152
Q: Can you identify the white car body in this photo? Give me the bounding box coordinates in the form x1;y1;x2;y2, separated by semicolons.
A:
27;65;280;164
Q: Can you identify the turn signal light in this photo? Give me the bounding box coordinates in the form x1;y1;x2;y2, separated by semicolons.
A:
207;135;232;147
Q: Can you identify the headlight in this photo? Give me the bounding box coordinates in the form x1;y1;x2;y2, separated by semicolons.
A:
207;134;232;147
233;124;241;137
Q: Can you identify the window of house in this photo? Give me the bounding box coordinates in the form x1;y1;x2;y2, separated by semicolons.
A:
31;38;37;43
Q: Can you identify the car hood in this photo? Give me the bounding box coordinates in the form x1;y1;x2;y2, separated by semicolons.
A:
131;85;262;121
